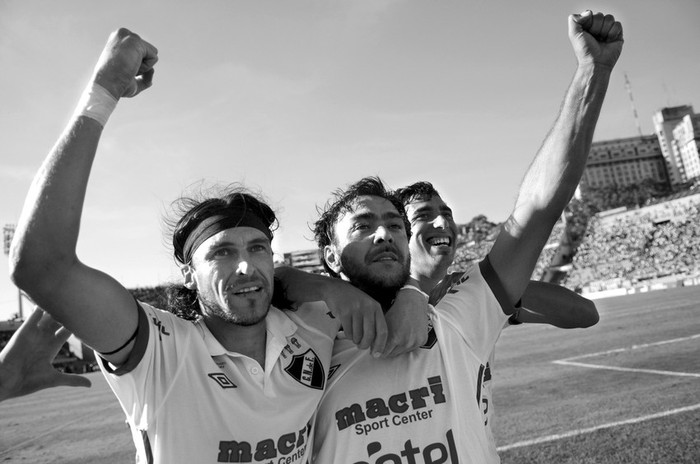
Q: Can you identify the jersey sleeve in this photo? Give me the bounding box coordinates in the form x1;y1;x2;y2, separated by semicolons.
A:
285;301;341;340
97;302;194;427
432;256;511;360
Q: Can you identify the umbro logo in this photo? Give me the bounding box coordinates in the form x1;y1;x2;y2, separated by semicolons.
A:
208;372;237;389
328;364;340;380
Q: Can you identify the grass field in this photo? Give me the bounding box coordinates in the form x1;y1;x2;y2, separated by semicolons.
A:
494;285;700;463
1;286;698;463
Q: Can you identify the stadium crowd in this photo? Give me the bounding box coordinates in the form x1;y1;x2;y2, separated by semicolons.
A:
562;200;700;291
448;217;566;281
418;192;700;296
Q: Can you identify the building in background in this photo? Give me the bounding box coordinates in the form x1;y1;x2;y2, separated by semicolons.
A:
672;113;700;182
580;135;668;189
281;248;325;274
580;105;700;192
653;105;695;184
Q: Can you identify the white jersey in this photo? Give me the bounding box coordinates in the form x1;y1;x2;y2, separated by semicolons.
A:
480;318;519;456
98;301;337;464
431;270;513;458
311;258;510;464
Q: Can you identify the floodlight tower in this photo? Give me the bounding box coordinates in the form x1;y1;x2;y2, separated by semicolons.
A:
624;72;644;137
3;224;24;321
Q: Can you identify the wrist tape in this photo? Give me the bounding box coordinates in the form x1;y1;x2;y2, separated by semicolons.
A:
73;82;117;127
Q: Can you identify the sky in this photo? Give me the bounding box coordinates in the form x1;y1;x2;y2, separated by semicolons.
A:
1;0;699;320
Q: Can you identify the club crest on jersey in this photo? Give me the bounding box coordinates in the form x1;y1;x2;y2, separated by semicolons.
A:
285;348;325;390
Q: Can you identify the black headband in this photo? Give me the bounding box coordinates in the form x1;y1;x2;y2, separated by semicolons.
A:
182;209;273;264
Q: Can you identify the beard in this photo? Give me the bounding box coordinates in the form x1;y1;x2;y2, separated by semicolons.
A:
339;251;411;309
197;290;271;327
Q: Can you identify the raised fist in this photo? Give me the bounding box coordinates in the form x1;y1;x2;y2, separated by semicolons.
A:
569;11;624;70
92;28;159;100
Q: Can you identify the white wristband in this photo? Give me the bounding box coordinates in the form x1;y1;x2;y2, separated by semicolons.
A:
73;82;118;127
401;284;429;300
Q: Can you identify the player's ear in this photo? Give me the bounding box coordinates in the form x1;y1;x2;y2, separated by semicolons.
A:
181;264;197;290
323;245;342;275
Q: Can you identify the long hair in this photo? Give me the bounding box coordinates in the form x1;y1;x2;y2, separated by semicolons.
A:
164;284;200;321
162;183;278;317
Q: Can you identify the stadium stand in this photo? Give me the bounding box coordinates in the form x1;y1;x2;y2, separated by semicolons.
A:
447;216;567;281
562;193;700;294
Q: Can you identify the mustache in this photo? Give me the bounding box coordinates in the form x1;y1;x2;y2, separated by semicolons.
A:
367;244;404;262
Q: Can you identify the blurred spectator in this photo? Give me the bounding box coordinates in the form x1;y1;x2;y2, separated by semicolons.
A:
563;199;700;290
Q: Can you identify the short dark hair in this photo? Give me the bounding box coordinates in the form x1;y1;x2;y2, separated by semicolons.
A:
313;176;410;277
395;181;441;207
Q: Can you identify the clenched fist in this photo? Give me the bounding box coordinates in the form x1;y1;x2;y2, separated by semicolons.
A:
569;10;624;70
92;28;159;100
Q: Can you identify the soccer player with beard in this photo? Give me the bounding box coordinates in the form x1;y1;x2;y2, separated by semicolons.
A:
8;29;405;463
310;177;515;463
308;11;623;463
396;180;599;455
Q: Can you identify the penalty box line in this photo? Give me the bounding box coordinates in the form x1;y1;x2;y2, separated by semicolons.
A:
497;402;700;452
496;334;700;453
552;333;700;378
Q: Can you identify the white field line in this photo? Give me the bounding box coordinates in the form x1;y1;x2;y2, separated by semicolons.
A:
562;333;700;361
503;334;700;452
553;333;700;377
553;360;700;378
497;402;700;452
